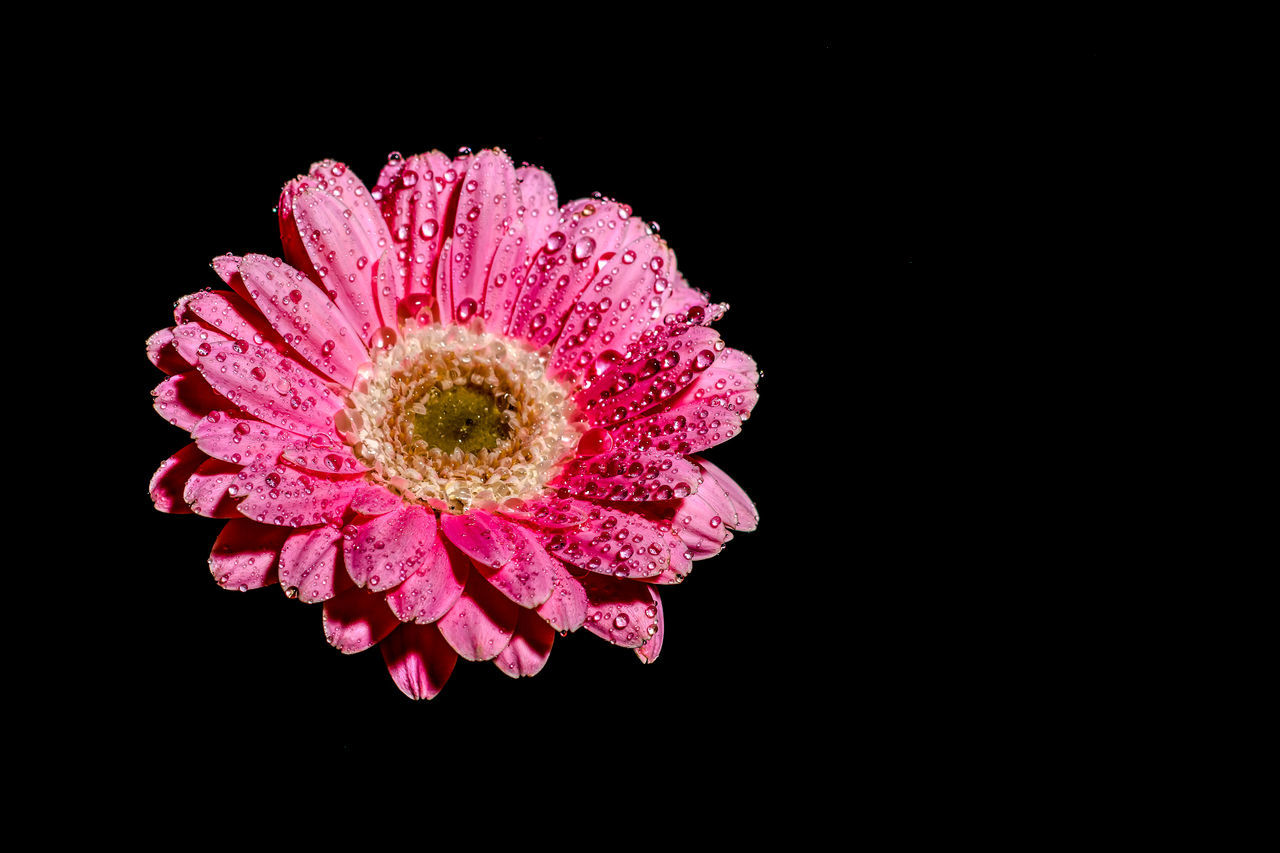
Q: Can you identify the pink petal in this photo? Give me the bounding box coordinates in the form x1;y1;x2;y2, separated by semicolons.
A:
191;411;302;467
507;198;649;352
286;187;395;343
575;325;725;428
322;586;400;654
384;532;469;624
441;149;518;326
545;235;679;379
278;434;368;476
183;457;246;518
193;339;343;436
380;623;457;700
149;443;206;513
278;524;354;603
482;165;559;335
151;371;228;432
495;496;592;529
208;518;288;591
539;500;687;582
634;591;665;664
692;456;758;531
439;511;514;568
235;466;359;528
579;572;663;650
182;286;288;353
535;560;589;634
554;451;704;503
669;489;732;560
468;517;556;609
235;254;369;387
343;505;438;592
436;572;519;662
146;328;191;375
494;609;555;679
659;271;709;319
347;483;403;516
609;403;744;458
373;150;455;306
169;321;230;365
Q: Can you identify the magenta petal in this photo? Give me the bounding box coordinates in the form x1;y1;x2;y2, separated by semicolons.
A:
278;436;368;476
576;325;725;428
634;591;665;664
287;186;398;342
611;404;744;458
494;609;555;679
182;287;289;353
670;489;732;560
194;339;343;436
343;505;437;591
208;518;288;591
535;560;589;634
554;451;704;503
545;235;678;377
183;457;246;518
380;623;457;700
152;371;228;432
579;573;663;650
373;150;455;305
442;149;518;326
436;573;519;662
541;500;685;581
169;321;230;366
440;511;514;568
149;443;206;513
385;533;469;624
692;456;758;531
146;328;192;375
507;197;648;350
191;412;302;467
660;272;710;319
278;525;353;603
235;467;359;527
469;517;556;609
235;254;369;387
322;587;400;654
347;483;403;516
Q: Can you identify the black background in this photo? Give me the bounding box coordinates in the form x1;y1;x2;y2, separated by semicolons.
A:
77;26;1052;814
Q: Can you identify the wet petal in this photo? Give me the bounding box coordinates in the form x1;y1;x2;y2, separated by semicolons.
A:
439;511;514;568
194;339;344;436
149;443;206;514
151;371;228;432
208;518;288;591
384;532;469;624
692;456;758;531
235;254;369;387
554;451;703;503
494;609;555;678
436;572;518;662
343;505;438;591
191;411;302;467
380;623;457;700
535;560;589;634
579;573;663;650
469;517;556;609
278;524;353;603
183;457;246;518
323;586;400;654
538;499;687;582
235;466;359;527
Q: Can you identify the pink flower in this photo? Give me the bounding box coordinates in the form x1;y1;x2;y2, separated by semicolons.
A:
146;149;759;699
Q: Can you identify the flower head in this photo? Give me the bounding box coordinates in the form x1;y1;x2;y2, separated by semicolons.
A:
147;149;758;699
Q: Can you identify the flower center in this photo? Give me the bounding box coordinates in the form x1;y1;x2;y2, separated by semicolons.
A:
338;323;581;514
412;384;511;454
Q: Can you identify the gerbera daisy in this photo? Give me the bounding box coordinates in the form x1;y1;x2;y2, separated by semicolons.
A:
146;148;759;699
